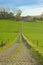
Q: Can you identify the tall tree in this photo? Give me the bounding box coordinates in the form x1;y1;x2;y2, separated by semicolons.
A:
13;8;22;21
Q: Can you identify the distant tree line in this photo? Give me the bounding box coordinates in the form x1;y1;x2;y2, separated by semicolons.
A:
0;6;43;21
0;7;22;21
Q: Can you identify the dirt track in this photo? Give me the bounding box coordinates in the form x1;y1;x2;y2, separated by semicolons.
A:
0;35;38;65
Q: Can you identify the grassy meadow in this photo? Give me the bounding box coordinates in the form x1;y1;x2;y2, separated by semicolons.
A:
0;19;43;56
0;20;20;52
22;20;43;56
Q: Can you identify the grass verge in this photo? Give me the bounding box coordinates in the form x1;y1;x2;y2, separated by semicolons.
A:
22;34;43;65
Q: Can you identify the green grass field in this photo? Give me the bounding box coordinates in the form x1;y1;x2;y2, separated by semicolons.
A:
22;21;43;56
0;19;43;56
0;20;20;52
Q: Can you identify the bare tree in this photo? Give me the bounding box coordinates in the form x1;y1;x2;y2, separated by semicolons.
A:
13;8;22;21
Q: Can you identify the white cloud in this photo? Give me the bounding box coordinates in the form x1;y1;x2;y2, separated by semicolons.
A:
18;5;43;16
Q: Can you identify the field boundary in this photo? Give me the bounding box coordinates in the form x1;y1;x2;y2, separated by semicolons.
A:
22;33;33;47
22;33;43;65
0;34;20;56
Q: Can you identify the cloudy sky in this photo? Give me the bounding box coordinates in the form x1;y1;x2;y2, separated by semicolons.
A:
0;0;43;16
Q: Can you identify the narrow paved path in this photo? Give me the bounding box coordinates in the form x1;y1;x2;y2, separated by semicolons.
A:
0;36;38;65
